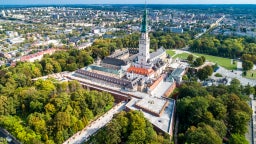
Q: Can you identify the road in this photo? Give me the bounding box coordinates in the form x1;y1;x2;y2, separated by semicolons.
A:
63;102;126;144
194;15;225;39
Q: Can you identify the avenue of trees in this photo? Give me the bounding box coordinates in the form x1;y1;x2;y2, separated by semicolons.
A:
107;31;191;52
190;35;256;59
190;35;256;71
149;32;191;50
177;80;253;144
0;80;114;144
87;111;171;144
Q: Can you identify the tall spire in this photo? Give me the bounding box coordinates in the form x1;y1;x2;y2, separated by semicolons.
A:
141;6;148;33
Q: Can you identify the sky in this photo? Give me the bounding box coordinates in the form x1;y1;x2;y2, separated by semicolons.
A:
1;0;256;5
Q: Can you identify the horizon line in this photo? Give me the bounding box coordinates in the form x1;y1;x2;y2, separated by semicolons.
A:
0;4;256;5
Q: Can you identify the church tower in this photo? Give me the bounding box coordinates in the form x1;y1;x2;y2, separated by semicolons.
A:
137;9;150;68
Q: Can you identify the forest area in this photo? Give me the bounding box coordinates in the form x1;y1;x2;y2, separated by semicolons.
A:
176;80;255;144
87;111;171;144
190;35;256;58
0;79;114;144
0;47;114;143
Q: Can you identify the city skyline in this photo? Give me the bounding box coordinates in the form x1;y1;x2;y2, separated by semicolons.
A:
1;0;256;5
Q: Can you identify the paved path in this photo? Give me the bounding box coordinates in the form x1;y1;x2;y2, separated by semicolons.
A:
215;66;256;86
246;95;254;144
251;96;256;144
63;102;127;144
172;49;256;86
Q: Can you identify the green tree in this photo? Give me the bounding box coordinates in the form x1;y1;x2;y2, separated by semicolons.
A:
27;113;47;134
54;112;71;131
229;133;249;144
197;68;209;80
44;63;54;74
194;57;204;67
187;54;194;62
0;137;8;144
242;60;253;71
186;123;222;144
229;110;250;134
197;66;213;80
127;129;146;144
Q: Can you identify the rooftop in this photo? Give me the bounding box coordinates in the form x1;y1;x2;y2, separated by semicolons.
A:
75;69;134;89
85;65;122;75
151;80;174;98
135;96;167;115
171;68;185;77
20;48;56;62
102;57;127;66
150;47;165;59
149;75;164;91
108;49;129;59
127;66;154;76
126;98;175;135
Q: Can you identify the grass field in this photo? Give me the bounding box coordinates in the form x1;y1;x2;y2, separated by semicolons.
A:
166;50;237;70
245;70;256;80
194;53;237;70
166;50;176;56
173;53;192;59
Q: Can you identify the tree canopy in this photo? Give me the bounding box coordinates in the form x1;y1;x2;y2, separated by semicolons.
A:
0;80;114;144
88;111;171;144
177;81;252;144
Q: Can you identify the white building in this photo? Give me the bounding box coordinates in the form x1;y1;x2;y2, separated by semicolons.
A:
6;31;18;38
7;37;25;44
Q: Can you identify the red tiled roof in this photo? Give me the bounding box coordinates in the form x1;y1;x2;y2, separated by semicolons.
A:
127;66;154;76
20;48;57;62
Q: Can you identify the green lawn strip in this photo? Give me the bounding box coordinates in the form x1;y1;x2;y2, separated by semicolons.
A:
245;70;256;80
173;53;191;59
166;50;176;56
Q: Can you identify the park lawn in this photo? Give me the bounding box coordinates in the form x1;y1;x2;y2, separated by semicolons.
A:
245;70;256;80
173;53;192;59
166;50;176;56
170;51;236;70
194;53;237;70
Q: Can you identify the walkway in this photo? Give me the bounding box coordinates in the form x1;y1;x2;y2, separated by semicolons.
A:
172;50;256;86
250;96;256;144
216;66;256;86
63;102;127;144
0;128;20;144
